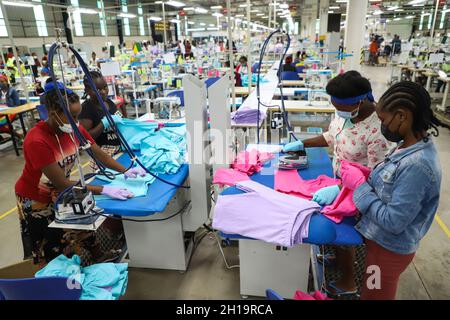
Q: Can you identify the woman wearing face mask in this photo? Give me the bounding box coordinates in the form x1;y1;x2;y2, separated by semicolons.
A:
14;83;145;266
283;71;393;297
348;81;448;299
0;74;23;140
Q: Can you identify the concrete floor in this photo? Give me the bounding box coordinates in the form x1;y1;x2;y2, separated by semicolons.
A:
0;65;449;300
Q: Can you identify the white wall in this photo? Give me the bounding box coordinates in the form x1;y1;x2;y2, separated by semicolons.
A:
386;20;413;40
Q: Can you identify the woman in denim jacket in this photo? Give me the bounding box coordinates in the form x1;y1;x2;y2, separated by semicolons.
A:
346;81;450;299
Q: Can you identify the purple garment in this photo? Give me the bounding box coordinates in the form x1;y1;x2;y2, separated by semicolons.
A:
212;180;320;247
231;109;267;124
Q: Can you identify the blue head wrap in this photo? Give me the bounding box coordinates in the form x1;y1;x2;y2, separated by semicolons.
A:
330;91;375;105
44;81;74;95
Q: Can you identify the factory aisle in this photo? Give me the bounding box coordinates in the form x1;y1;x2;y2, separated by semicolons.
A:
0;66;448;299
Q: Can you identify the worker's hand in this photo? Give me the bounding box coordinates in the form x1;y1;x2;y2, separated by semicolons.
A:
311;185;340;206
282;140;304;153
101;186;134;200
124;166;147;179
340;162;367;191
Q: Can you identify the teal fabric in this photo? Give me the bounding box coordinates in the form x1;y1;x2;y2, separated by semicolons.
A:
35;254;128;300
94;170;156;201
116;118;159;150
241;74;268;87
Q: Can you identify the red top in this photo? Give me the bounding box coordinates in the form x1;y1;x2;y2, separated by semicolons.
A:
15;121;95;204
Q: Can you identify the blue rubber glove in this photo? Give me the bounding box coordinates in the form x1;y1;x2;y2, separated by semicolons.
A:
283;140;304;152
311;185;340;206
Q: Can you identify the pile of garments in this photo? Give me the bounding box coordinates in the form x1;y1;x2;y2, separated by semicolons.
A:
95;171;156;201
231;109;267;125
115;119;187;175
241;74;268;87
231;149;274;175
35;254;128;300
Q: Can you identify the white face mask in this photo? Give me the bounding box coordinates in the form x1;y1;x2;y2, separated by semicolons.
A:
336;107;359;120
55;113;77;134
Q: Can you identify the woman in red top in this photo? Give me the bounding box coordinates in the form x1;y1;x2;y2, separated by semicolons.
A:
15;85;141;266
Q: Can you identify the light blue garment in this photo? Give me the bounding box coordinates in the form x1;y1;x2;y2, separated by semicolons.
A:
116;118;159;150
140;134;185;174
354;138;442;254
94;170;156;201
35;254;128;300
241;74;268;87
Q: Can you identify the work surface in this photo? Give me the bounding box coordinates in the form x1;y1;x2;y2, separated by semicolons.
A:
92;153;189;217
220;148;363;246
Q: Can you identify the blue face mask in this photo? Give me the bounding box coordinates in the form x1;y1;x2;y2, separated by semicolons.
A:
336;107;359;119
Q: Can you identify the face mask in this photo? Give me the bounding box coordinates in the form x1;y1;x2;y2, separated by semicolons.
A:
336;107;359;119
55;113;77;134
381;114;403;143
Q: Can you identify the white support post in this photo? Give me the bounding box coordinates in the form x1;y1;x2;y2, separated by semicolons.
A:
162;2;167;49
227;0;236;112
343;0;368;72
430;0;440;48
1;2;29;103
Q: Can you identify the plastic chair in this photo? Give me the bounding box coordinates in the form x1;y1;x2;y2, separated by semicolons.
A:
36;104;48;120
167;90;184;107
281;71;300;81
266;289;285;300
205;77;220;88
0;277;82;300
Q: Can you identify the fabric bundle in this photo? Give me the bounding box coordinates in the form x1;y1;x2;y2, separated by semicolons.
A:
274;170;341;200
293;290;333;300
231;149;274;175
212;180;320;247
35;254;128;300
231;109;267;124
241;74;268;87
212;168;250;187
321;161;371;223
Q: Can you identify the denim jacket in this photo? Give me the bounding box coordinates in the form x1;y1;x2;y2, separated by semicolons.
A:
354;137;441;254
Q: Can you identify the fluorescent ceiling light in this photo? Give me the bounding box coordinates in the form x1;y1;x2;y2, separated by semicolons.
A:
187;28;205;31
195;7;208;13
239;4;248;8
155;1;163;3
328;11;334;13
149;16;162;21
170;19;181;23
279;4;289;9
165;1;185;7
118;13;136;18
212;12;223;17
405;15;415;19
395;9;404;12
3;1;36;7
199;22;206;26
251;9;259;13
184;7;195;11
336;0;348;3
256;13;264;16
207;27;219;30
408;0;426;5
187;21;195;25
387;6;399;11
236;14;244;17
329;6;340;9
211;5;222;10
69;7;99;14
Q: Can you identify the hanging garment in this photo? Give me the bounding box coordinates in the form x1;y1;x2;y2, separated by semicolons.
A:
212;168;250;187
274;169;341;200
35;254;128;300
231;149;274;175
321;161;371;223
94;171;156;201
212;180;320;247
